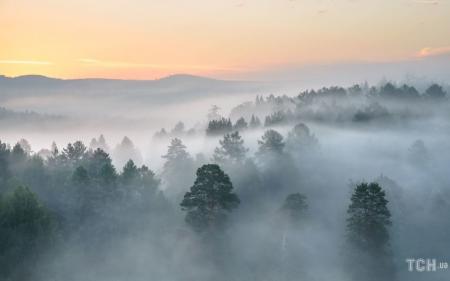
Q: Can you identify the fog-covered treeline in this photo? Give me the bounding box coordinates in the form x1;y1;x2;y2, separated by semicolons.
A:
154;82;449;140
1;81;450;281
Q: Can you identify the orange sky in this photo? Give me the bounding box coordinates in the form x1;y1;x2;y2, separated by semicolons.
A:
1;0;449;80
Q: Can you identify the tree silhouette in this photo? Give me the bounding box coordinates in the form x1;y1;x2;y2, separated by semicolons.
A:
180;164;239;233
346;182;394;281
62;141;87;164
0;186;55;280
121;159;139;185
425;84;446;99
206;118;233;136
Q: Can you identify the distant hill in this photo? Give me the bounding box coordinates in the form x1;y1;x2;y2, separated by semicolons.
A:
0;73;265;96
0;74;273;116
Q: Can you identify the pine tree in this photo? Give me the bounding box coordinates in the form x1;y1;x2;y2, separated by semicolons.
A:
180;164;239;233
62;141;87;163
257;129;285;156
213;131;248;165
87;148;112;178
347;182;391;250
121;159;139;185
346;182;394;281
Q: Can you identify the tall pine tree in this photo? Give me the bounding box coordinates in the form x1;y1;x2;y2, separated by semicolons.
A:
180;164;239;233
346;182;395;281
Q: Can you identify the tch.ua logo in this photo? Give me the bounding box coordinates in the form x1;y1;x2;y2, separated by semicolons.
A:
406;258;448;272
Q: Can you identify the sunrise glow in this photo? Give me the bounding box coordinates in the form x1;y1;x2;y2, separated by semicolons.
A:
1;0;449;79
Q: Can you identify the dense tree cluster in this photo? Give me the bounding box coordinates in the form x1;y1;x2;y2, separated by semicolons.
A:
228;82;448;129
206;118;233;136
0;138;170;280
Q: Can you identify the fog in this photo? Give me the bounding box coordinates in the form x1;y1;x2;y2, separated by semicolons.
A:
1;78;450;281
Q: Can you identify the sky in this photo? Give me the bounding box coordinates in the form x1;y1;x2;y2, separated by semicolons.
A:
0;0;449;80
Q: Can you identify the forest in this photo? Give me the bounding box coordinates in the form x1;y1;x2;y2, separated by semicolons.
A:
0;82;449;281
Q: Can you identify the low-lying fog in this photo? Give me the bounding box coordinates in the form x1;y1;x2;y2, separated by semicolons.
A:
1;79;449;281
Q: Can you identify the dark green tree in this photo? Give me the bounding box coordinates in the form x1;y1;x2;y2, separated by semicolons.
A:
180;164;239;233
346;182;394;281
0;186;56;281
0;141;10;189
121;159;139;185
347;182;391;251
86;148;112;178
99;162;117;186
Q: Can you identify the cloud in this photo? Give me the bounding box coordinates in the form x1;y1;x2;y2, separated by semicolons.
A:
317;9;328;14
412;0;440;5
0;60;53;65
416;46;450;57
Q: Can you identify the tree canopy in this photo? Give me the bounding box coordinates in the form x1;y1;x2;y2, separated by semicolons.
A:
180;164;240;233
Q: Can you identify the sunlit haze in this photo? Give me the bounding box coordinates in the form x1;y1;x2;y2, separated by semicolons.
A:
1;0;450;80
